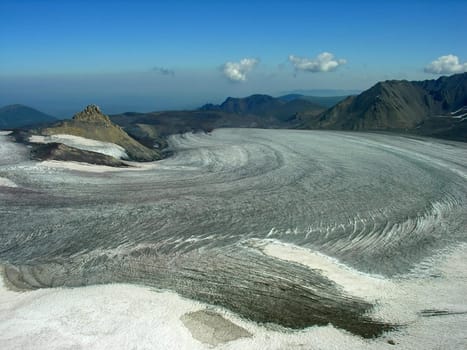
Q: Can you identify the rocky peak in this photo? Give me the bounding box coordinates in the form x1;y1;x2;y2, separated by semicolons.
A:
72;104;111;124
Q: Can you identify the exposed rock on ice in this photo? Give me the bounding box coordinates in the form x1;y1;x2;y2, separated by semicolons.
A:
29;134;128;159
181;310;252;346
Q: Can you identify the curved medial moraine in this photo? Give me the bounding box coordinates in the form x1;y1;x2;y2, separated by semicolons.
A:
0;129;466;338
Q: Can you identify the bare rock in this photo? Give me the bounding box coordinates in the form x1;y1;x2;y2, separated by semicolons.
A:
72;104;112;125
181;310;251;346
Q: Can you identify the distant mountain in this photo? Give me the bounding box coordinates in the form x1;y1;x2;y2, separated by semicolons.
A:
0;104;57;129
28;105;161;162
304;73;467;141
283;89;361;97
111;94;326;144
278;94;350;108
9;74;467;153
200;94;325;120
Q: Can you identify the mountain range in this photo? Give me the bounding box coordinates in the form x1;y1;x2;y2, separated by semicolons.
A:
110;74;466;144
1;73;466;166
109;94;328;148
200;94;326;118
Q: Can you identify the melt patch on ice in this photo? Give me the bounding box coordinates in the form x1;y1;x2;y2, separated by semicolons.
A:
259;240;389;301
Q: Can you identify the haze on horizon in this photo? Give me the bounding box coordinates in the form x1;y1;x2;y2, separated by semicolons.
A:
1;0;466;117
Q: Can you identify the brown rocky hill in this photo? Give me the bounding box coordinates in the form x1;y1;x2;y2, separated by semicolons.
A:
37;105;160;161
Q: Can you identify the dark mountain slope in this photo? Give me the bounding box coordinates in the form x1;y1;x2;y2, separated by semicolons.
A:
0;104;57;129
305;73;467;141
313;81;429;130
418;72;467;111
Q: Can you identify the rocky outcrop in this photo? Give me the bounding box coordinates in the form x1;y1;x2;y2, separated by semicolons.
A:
31;143;129;167
180;310;251;346
71;104;112;124
37;105;161;161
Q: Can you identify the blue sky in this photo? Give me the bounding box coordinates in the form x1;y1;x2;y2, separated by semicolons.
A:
1;0;467;116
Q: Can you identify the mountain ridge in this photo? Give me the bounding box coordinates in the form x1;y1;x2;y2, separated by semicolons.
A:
110;94;327;145
4;73;467;148
199;94;326;119
303;73;467;141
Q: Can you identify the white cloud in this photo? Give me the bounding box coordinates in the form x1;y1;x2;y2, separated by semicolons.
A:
289;52;346;73
424;54;467;74
222;58;258;82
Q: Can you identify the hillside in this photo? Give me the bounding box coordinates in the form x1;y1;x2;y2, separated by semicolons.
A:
305;73;467;141
32;105;160;162
0;104;57;129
